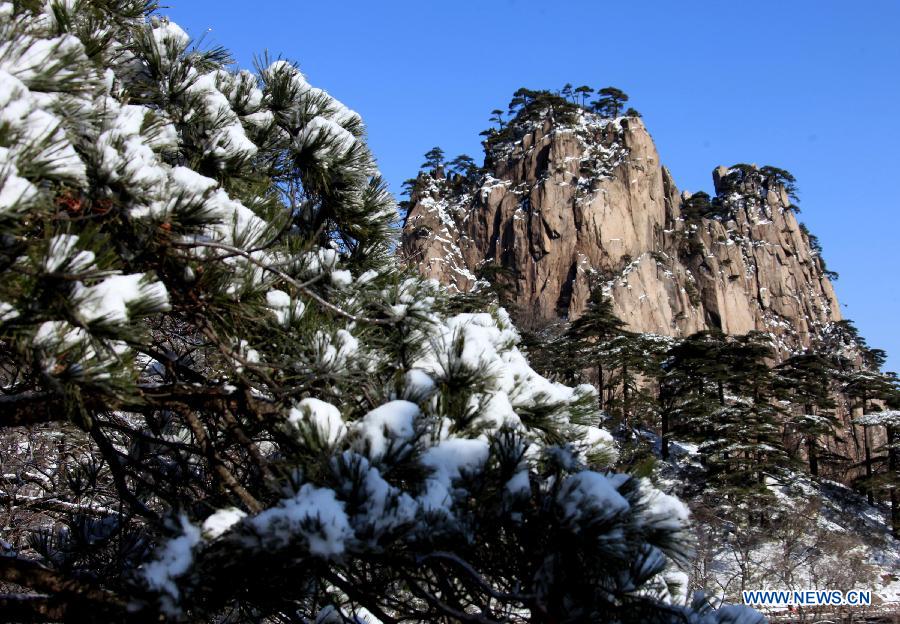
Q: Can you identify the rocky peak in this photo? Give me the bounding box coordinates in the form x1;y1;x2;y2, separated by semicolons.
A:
400;108;841;358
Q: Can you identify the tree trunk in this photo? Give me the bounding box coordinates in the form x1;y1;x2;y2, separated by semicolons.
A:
807;403;819;477
597;363;604;412
862;393;874;505
864;424;874;506
808;437;819;477
892;488;900;541
757;431;765;485
888;425;899;539
661;408;669;460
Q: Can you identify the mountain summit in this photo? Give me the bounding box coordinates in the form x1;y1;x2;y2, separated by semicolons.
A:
401;107;841;357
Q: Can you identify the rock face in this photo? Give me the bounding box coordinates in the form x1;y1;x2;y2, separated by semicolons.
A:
401;111;841;356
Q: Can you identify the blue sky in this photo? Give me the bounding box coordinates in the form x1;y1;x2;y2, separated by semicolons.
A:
164;0;900;370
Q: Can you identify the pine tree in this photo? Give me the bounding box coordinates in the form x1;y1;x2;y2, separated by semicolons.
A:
507;87;536;115
856;405;900;538
759;165;799;203
661;332;787;518
817;318;864;373
421;145;445;170
574;84;593;107
715;332;788;508
561;82;574;102
774;352;839;476
0;3;764;623
398;177;419;225
448;153;478;179
490;107;505;128
565;288;627;412
562;289;664;436
659;331;731;461
880;391;900;539
682;191;712;221
593;86;629;118
846;368;898;504
520;321;577;383
681;191;728;221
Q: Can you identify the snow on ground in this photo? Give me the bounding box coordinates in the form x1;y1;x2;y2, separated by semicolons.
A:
644;430;900;608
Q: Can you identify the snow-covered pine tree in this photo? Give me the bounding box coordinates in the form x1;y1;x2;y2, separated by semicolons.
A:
658;331;730;464
564;288;628;414
0;2;764;622
773;352;840;477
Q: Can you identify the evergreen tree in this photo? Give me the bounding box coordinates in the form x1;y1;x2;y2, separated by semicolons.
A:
846;368;898;504
605;332;666;433
662;332;787;518
817;318;863;373
624;106;642;118
565;288;627;413
401;177;418;197
774;352;840;477
421;145;445;170
398;177;419;224
490;107;505;128
448;153;478;179
561;82;574;102
0;3;763;623
561;290;662;434
681;191;713;221
759;165;799;203
855;405;900;538
593;86;629;118
520;320;583;386
507;87;537;115
876;391;900;539
574;84;593;107
659;331;731;461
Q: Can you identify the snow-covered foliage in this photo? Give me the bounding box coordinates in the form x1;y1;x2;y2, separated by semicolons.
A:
0;3;764;623
660;437;900;614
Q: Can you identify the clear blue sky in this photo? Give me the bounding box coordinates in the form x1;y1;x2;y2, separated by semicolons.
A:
164;0;900;370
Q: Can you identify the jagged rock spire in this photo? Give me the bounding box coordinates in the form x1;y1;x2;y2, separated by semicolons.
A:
401;109;841;357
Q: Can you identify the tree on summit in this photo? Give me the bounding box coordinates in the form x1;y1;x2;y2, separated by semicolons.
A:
508;86;537;114
574;84;594;106
594;86;629;118
759;165;799;203
449;153;478;178
421;145;445;170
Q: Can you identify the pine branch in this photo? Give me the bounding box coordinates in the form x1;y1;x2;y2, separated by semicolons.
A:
320;569;402;624
416;551;535;602
0;558;132;623
0;392;70;427
0;491;116;517
179;406;263;513
402;569;501;624
0;384;280;428
173;239;396;325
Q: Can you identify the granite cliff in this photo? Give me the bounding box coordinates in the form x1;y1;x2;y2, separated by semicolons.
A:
400;109;842;358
